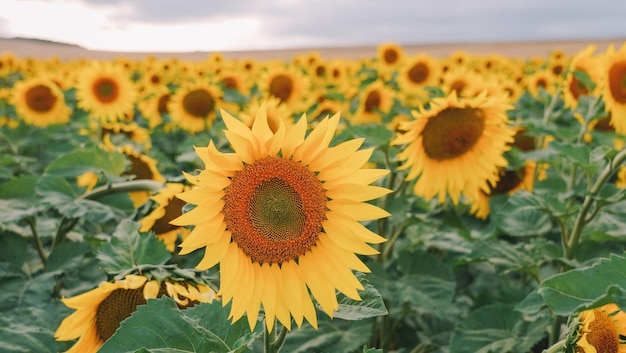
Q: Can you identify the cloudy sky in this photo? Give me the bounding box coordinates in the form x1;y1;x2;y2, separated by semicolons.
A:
1;0;625;52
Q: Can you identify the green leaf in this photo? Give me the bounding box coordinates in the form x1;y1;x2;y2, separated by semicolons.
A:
493;191;553;236
0;231;29;268
362;346;383;353
539;252;626;316
0;263;57;311
332;272;387;320
99;297;262;353
449;304;550;353
0;304;73;353
280;317;372;353
370;249;455;313
0;175;39;199
45;147;127;177
96;219;170;274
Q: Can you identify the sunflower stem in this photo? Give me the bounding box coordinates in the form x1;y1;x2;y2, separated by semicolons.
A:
565;147;626;258
381;221;410;262
263;321;276;353
542;338;566;353
78;179;165;200
269;325;289;352
532;87;562;183
27;217;47;267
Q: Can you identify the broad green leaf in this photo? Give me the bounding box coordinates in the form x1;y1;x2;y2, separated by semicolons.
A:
362;346;383;353
515;289;547;315
96;219;170;274
332;272;387;320
370;249;455;314
539;252;626;316
99;297;262;353
280;317;372;353
0;304;73;353
493;191;553;236
0;263;56;311
0;174;39;199
449;304;550;353
460;238;561;275
0;231;29;268
45;147;127;177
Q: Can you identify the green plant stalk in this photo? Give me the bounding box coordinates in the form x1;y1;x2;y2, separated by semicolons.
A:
52;179;165;247
269;325;288;352
542;339;566;353
27;217;47;267
264;321;276;353
533;88;563;183
565;148;626;258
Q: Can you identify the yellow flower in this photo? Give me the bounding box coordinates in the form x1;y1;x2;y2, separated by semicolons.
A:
139;183;190;251
167;82;223;134
75;62;137;122
574;303;626;353
171;104;390;332
10;76;70;127
393;91;515;204
350;80;395;125
55;274;216;353
601;43;626;134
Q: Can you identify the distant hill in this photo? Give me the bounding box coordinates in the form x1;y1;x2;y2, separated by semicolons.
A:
1;36;625;61
6;36;83;48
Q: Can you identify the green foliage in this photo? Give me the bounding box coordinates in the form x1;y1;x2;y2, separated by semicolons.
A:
99;297;263;353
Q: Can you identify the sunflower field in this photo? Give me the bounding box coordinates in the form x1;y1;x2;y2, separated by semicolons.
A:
1;41;626;353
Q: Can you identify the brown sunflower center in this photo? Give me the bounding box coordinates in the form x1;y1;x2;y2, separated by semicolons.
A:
157;93;170;115
95;288;146;342
92;78;119;103
182;89;215;118
364;90;382;113
584;309;620;353
152;195;186;234
421;107;485;160
608;60;626;104
489;169;524;195
25;84;57;112
569;75;589;99
123;153;154;180
221;77;239;90
269;74;294;102
449;80;467;96
223;157;326;264
407;62;429;85
383;49;399;65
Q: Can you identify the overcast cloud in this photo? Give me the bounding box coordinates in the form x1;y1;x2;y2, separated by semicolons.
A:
1;0;625;51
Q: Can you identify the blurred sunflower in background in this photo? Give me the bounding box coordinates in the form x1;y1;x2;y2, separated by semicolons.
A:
602;43;626;134
563;45;601;109
75;62;137;122
55;274;216;353
10;76;70;127
261;65;310;111
167;82;222;134
350;80;395;125
171;104;390;332
393;91;515;204
139;183;190;251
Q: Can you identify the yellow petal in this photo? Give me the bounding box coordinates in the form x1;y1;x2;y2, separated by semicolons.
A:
195;230;231;270
323;169;389;189
326;199;390;221
308;138;364;172
317;148;373;181
326;184;391;202
224;130;257;164
271;263;292;331
322;219;380;255
325;213;387;244
260;262;278;332
221;109;255;142
251;103;272;154
218;243;242;305
245;262;263;331
178;218;227;255
228;257;255;323
281;260;304;327
281;113;307;159
299;252;338;316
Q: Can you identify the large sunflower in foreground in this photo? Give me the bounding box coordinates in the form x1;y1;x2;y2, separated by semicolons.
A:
10;76;70;127
171;104;390;332
602;44;626;134
75;62;137;122
572;303;626;353
392;91;515;204
55;274;216;353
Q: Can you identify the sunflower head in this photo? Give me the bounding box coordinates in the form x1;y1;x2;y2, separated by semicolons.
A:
171;103;390;332
10;76;70;127
393;91;515;204
55;274;216;353
570;303;626;353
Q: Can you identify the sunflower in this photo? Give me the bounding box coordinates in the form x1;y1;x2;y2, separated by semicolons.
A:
261;64;310;111
10;76;70;127
171;104;390;332
397;54;440;93
602;44;626;134
75;62;137;122
238;96;294;132
137;86;171;128
55;274;216;353
392;91;515;204
440;67;486;98
139;183;191;251
111;145;165;207
350;80;395;125
167;82;223;134
101;121;151;150
563;45;601;109
573;303;626;353
524;69;557;97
